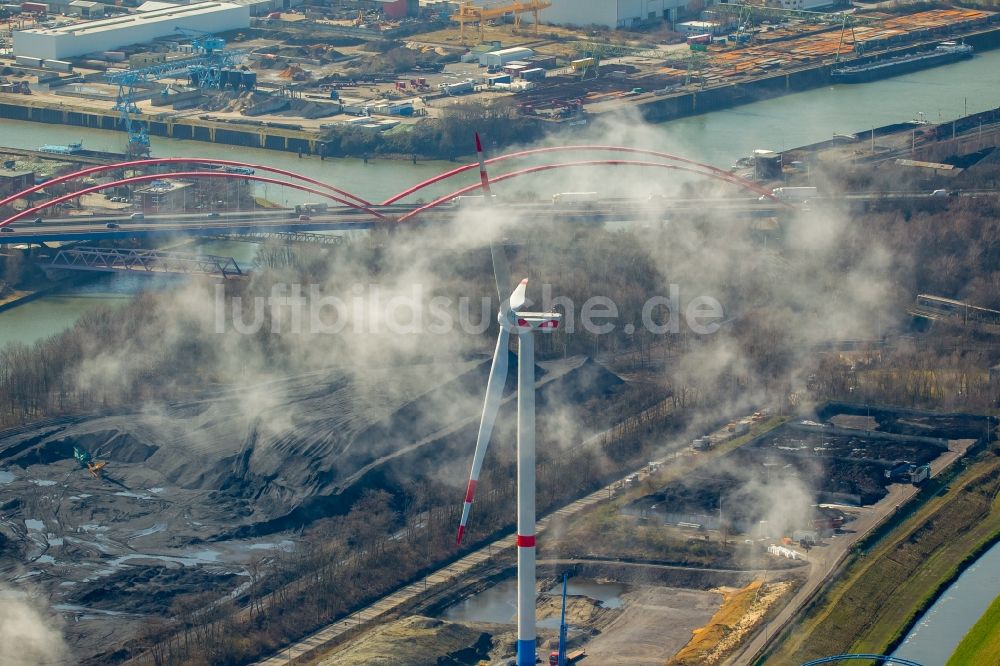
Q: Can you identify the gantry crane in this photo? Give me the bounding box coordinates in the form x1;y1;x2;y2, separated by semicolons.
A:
104;29;246;157
569;40;668;79
708;2;882;62
451;0;551;43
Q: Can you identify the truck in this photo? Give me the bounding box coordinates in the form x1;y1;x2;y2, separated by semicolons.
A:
451;194;497;207
687;33;712;46
295;202;328;214
761;186;817;202
551;191;598;205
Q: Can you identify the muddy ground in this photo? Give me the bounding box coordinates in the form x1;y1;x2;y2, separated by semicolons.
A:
0;354;625;663
320;579;721;666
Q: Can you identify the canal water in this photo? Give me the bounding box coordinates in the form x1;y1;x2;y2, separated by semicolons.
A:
891;540;1000;665
2;48;1000;346
442;578;626;627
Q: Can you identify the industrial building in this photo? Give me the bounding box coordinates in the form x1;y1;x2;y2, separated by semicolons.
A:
543;0;696;29
0;168;35;197
12;1;250;60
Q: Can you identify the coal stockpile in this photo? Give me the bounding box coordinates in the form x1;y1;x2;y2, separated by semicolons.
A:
0;354;624;661
630;405;990;535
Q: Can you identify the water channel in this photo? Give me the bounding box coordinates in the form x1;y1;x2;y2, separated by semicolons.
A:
2;48;1000;348
442;578;626;627
892;540;1000;666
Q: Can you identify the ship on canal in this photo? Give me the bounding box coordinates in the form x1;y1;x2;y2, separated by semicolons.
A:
832;42;974;84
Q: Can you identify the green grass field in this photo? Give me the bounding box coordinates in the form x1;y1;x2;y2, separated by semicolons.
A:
947;592;1000;666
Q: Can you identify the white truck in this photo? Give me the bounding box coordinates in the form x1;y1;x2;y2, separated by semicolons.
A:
761;186;817;202
552;191;599;205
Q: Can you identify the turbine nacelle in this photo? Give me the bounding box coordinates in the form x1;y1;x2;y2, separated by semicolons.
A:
498;278;562;331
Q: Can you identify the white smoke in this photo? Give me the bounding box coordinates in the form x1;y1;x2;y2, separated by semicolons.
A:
0;584;68;666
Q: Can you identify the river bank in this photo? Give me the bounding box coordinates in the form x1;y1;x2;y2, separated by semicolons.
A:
893;537;1000;664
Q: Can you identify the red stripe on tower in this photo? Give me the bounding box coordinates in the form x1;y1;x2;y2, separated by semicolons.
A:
464;479;477;503
516;534;536;548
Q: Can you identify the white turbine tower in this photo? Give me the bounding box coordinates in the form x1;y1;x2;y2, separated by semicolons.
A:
455;134;561;666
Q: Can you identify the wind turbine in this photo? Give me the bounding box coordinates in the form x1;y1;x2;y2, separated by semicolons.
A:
456;134;561;666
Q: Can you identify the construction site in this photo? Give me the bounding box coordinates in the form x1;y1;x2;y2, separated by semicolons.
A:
3;351;988;666
275;402;992;666
0;1;999;154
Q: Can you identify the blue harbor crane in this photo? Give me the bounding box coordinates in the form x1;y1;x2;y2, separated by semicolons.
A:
104;29;247;157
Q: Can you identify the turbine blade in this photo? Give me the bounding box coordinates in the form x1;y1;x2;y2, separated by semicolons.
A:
457;328;510;545
475;132;511;302
475;132;493;196
491;241;512;305
508;278;528;313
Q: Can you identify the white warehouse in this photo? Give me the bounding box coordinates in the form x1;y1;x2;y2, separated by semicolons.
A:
13;2;250;60
544;0;700;29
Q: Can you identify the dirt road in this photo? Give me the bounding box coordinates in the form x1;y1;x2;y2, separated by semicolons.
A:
583;586;722;666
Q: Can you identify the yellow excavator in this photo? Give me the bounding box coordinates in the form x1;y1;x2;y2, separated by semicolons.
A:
73;446;107;479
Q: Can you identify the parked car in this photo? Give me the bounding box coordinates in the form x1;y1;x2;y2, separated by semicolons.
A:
106;222;119;229
33;217;43;224
298;214;311;221
1;227;14;233
207;212;220;218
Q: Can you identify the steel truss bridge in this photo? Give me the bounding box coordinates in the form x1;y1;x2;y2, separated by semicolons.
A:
46;247;246;278
0;145;788;244
210;231;346;245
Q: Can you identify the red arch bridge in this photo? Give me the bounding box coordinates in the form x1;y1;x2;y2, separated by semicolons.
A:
0;147;785;248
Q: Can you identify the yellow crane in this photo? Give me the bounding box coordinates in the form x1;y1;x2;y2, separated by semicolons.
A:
451;0;551;43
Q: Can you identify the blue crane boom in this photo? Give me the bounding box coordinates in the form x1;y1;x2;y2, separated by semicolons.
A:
103;32;246;156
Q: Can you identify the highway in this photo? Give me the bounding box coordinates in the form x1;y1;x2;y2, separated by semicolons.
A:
0;199;789;244
7;189;990;244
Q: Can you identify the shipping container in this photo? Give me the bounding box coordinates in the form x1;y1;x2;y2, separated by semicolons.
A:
15;55;43;67
43;59;72;72
520;67;544;81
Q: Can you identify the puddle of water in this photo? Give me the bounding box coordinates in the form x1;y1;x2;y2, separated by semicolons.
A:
547;580;627;610
188;550;221;562
443;579;627;626
246;539;294;551
128;523;167;540
0;470;15;484
114;491;154;500
444;579;518;625
30;479;57;486
36;555;55;564
24;519;45;531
